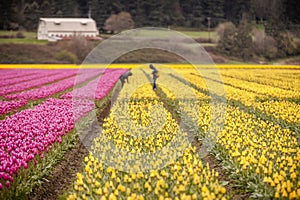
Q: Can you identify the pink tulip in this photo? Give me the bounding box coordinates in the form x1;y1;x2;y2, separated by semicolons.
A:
5;180;10;188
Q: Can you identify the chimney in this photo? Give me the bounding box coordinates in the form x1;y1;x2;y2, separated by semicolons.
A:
88;5;91;18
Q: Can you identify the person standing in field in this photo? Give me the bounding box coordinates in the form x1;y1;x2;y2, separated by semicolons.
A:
150;64;159;90
120;70;133;87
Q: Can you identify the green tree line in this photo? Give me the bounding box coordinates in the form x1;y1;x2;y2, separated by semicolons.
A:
0;0;299;31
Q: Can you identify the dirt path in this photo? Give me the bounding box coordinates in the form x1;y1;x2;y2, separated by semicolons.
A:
29;138;88;200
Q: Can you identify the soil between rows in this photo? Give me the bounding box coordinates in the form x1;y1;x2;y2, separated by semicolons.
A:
29;138;88;200
29;98;112;200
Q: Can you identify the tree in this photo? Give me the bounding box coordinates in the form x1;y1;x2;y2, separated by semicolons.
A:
133;0;146;27
77;0;89;17
224;0;251;24
202;0;225;27
104;11;134;33
217;18;254;61
24;1;42;30
0;0;15;29
40;0;55;17
235;18;254;60
161;0;184;26
284;0;300;24
217;22;237;55
11;0;27;29
143;0;164;26
263;0;285;37
2;0;299;31
179;0;203;27
52;0;79;17
91;0;113;29
251;0;268;23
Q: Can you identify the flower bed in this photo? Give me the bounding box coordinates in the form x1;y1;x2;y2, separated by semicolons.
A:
0;69;79;96
0;69;60;88
61;69;127;100
0;100;28;115
5;69;104;100
0;68;128;199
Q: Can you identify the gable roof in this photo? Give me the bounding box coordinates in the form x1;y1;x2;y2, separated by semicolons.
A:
39;18;98;32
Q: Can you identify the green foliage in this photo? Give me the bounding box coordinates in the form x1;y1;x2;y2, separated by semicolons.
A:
253;28;277;60
285;0;300;24
217;20;254;60
219;18;300;61
217;22;237;55
62;36;96;62
275;32;299;57
16;31;25;38
55;50;78;64
1;0;300;31
224;0;252;25
0;0;15;30
202;0;225;27
258;16;299;59
24;1;41;31
179;0;201;27
104;11;135;33
235;20;254;60
91;0;113;28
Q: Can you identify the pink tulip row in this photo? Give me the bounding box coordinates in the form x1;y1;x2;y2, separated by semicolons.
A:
0;69;79;96
0;68;127;190
0;98;95;189
61;69;127;99
5;69;104;100
0;100;28;115
93;69;127;99
0;69;41;80
0;70;61;88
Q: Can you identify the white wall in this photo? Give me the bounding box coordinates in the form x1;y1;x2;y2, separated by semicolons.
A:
37;19;99;41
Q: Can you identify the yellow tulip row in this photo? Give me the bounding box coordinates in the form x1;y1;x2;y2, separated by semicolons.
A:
254;100;300;124
67;68;227;200
173;68;300;199
68;148;227;200
142;68;215;139
219;106;299;199
218;69;300;92
178;69;300;124
181;68;299;100
219;74;299;100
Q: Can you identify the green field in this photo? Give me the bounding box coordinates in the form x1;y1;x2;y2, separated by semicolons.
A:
111;28;217;40
0;31;47;44
0;31;37;38
178;30;217;39
0;30;217;45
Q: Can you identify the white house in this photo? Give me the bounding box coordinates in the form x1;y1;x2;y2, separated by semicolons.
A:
37;18;99;41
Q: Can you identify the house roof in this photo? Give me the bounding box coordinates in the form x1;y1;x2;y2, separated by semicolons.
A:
39;18;98;32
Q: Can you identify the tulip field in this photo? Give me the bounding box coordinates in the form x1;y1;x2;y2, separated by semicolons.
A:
0;64;299;199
